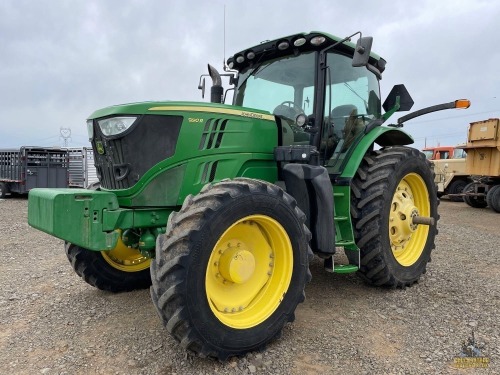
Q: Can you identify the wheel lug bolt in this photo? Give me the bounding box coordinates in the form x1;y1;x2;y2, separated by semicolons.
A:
269;262;274;267
224;308;229;312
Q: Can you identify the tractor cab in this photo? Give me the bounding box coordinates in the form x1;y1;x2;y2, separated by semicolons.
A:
225;32;387;173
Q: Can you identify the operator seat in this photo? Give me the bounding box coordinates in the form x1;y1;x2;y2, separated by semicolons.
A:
320;104;358;160
330;104;358;140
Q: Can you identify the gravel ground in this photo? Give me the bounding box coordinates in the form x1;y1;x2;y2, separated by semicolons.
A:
0;196;498;374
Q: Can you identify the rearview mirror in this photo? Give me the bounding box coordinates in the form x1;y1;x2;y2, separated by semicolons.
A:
352;37;373;67
198;77;206;99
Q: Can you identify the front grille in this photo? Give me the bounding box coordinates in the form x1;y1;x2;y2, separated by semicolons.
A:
92;114;182;189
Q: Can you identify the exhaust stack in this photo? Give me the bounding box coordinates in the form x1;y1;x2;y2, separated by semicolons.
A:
208;64;223;104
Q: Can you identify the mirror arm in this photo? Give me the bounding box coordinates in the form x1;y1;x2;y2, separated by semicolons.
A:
320;31;361;55
382;96;401;121
366;63;382;79
396;100;470;125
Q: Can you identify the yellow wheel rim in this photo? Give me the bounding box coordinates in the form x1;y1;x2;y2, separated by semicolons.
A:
205;215;293;329
389;173;430;267
101;231;151;272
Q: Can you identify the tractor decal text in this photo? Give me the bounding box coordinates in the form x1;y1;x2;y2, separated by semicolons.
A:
148;106;275;122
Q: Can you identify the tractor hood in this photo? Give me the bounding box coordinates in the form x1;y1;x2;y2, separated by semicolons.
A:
88;101;275;122
85;101;279;206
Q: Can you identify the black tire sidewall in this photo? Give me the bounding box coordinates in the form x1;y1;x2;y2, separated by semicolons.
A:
0;182;7;198
183;192;308;351
66;243;151;292
447;180;467;202
377;153;438;283
487;185;500;212
463;182;487;208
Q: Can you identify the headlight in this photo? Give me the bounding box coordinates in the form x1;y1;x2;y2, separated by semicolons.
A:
97;116;137;137
86;120;94;140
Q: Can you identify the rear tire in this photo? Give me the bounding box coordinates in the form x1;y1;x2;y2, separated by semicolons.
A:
351;146;438;288
150;178;312;360
486;185;500;213
446;179;467;202
65;239;152;293
463;182;488;208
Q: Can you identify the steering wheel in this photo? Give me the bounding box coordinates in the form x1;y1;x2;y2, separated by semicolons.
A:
273;101;304;121
279;101;299;108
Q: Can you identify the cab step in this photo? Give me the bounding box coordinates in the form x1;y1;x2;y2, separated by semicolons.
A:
324;257;359;274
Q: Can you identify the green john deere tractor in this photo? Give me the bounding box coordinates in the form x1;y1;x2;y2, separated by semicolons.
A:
28;31;469;359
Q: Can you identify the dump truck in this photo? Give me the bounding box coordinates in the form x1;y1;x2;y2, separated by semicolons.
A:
0;147;69;198
27;31;470;359
429;146;469;201
459;118;500;212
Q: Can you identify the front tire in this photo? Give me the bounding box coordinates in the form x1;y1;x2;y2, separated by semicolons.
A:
351;146;438;287
150;178;312;360
65;236;152;293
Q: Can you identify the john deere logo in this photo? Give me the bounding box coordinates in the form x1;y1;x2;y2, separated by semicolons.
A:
96;141;105;155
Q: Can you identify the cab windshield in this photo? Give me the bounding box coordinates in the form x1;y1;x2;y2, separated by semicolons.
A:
233;52;316;145
423;150;435;159
232;50;382;166
234;52;316;116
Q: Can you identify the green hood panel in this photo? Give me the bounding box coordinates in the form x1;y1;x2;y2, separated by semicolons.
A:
88;101;275;122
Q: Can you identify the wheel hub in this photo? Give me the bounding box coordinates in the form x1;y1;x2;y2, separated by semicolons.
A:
390;186;419;248
218;245;256;284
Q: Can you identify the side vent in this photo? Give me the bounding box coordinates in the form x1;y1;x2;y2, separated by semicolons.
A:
200;161;219;184
199;119;228;150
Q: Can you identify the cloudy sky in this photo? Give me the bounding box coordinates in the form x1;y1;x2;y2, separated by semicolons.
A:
1;0;499;150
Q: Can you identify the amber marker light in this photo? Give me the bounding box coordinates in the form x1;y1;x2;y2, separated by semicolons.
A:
455;99;471;109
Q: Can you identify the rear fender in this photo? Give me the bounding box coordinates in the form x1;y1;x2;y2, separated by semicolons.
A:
340;127;413;178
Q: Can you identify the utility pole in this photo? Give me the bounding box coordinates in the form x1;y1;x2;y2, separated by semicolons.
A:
60;127;72;147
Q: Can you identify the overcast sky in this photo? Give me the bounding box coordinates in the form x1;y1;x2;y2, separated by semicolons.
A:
1;0;499;150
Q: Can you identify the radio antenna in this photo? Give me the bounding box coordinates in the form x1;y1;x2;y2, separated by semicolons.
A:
223;4;226;69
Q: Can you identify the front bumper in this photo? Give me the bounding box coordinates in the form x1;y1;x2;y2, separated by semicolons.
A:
28;188;170;251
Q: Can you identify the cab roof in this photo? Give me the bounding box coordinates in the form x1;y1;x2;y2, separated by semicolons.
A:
227;31;384;73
